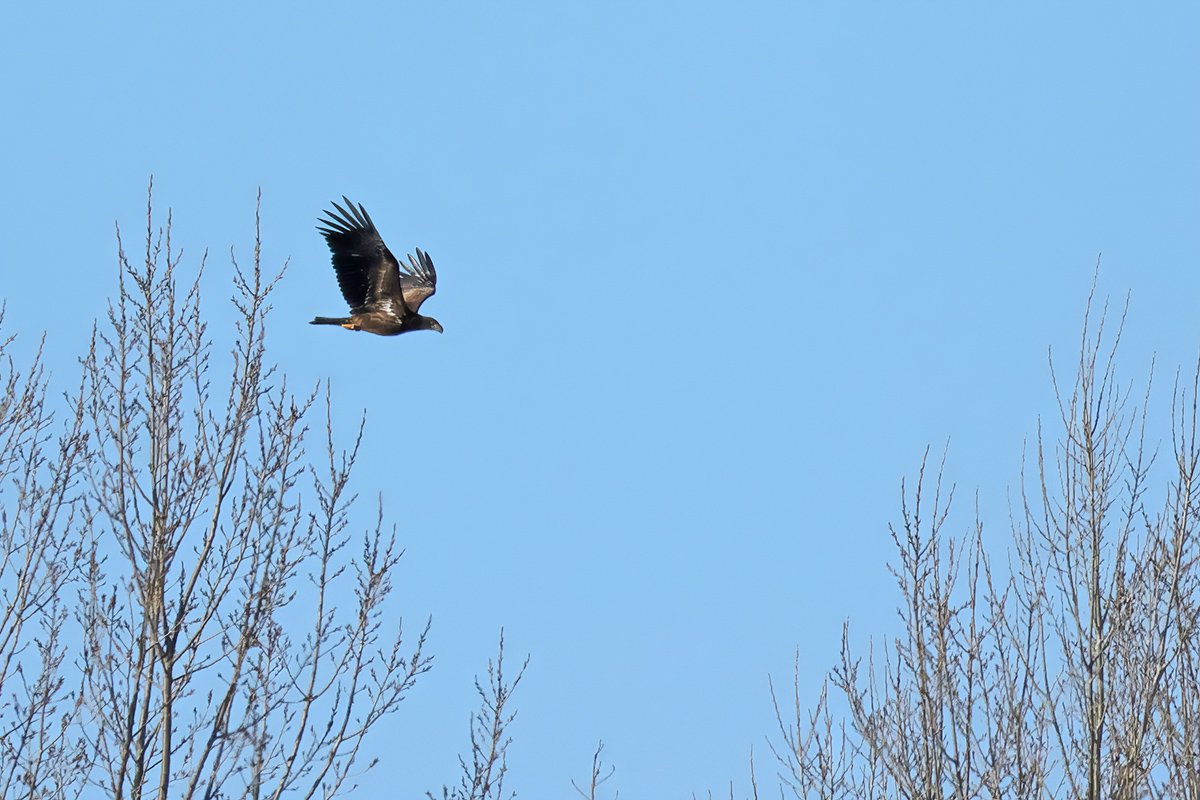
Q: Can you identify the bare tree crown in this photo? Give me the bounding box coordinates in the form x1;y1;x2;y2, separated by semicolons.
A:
1;186;431;800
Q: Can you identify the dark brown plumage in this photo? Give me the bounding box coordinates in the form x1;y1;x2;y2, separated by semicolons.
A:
311;197;442;336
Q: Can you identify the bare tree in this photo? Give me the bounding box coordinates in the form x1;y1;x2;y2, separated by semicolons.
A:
767;284;1199;800
1014;292;1198;799
0;185;566;800
0;309;91;800
432;631;529;800
66;184;430;800
572;741;616;800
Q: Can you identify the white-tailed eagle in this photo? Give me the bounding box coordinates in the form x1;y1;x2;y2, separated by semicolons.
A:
311;198;442;336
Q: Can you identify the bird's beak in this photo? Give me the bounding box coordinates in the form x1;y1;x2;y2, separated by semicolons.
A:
432;321;444;333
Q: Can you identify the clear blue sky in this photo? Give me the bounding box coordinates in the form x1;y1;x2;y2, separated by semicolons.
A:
2;3;1197;796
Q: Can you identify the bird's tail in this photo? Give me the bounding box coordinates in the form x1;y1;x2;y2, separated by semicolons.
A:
310;316;351;326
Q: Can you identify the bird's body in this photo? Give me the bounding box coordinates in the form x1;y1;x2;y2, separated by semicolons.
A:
312;198;442;336
310;311;432;336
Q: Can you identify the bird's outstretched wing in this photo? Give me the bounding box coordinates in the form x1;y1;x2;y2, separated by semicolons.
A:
316;197;405;315
398;248;437;313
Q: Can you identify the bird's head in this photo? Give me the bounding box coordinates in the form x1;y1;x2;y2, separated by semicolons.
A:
419;316;444;334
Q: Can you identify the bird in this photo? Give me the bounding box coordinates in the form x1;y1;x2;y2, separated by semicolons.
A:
311;197;442;336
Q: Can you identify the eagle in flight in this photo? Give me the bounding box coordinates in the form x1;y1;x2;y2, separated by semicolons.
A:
311;197;442;336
